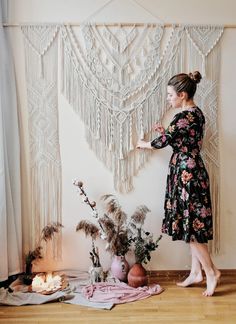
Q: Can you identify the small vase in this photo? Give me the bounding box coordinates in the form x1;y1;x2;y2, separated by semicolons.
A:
127;263;148;288
22;262;33;285
89;266;104;283
110;255;129;282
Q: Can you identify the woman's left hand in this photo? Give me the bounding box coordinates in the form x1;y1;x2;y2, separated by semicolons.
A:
153;122;165;134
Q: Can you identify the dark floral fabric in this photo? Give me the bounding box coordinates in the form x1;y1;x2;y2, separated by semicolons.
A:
151;107;213;243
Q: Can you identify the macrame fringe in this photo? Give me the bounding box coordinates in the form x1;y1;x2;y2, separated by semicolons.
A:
207;163;220;254
85;127;152;193
31;163;62;259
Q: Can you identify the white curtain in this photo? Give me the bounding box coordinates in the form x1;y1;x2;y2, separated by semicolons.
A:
0;0;22;281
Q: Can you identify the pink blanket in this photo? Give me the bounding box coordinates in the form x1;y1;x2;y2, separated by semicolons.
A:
82;282;163;304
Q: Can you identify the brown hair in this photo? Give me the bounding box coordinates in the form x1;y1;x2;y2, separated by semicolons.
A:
168;71;202;99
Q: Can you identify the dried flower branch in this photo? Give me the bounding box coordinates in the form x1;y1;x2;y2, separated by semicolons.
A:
73;180;97;214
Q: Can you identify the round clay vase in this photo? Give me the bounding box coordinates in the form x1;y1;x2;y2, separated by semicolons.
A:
110;255;129;282
127;263;148;288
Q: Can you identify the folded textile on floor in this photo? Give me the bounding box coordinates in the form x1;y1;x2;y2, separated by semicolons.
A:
0;287;73;306
0;287;113;309
63;293;113;309
82;282;164;304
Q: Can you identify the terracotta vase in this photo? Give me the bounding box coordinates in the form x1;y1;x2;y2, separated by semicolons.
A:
127;263;148;288
110;255;129;282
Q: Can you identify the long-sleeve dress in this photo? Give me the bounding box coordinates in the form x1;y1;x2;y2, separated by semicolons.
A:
151;106;213;243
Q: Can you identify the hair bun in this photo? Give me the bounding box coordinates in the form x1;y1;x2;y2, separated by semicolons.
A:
189;71;202;84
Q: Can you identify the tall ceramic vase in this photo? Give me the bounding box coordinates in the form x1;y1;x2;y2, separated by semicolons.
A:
127;263;148;288
110;255;129;282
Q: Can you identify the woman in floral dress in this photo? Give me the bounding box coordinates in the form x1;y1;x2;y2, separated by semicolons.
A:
136;71;220;296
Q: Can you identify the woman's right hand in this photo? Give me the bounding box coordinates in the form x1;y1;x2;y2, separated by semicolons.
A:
152;122;165;134
136;139;152;150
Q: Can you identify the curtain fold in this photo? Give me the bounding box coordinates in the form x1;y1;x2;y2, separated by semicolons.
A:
0;0;22;281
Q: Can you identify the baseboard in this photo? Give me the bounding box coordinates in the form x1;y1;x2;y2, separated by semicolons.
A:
147;269;236;279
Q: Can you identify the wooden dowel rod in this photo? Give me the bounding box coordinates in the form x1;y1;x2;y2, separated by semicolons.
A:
2;22;236;28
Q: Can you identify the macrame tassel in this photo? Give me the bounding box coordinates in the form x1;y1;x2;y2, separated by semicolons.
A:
139;107;144;140
96;101;101;139
109;113;114;151
139;128;144;140
39;54;44;78
202;55;206;77
112;64;116;73
129;114;134;150
126;63;133;74
134;56;140;66
119;124;124;160
60;34;65;93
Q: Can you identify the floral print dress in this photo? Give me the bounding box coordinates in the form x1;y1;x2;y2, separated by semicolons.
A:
151;107;213;243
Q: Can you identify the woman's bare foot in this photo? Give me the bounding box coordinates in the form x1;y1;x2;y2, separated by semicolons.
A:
202;269;221;297
177;271;203;287
214;268;221;281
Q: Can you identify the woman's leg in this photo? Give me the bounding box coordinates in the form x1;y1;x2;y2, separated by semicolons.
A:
190;241;221;296
177;243;203;287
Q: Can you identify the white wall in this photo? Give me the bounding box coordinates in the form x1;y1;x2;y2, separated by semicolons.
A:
6;0;236;271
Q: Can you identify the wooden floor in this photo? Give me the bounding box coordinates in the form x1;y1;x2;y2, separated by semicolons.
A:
0;271;236;324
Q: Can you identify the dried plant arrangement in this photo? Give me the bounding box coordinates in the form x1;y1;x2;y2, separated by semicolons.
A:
24;222;64;276
73;180;162;265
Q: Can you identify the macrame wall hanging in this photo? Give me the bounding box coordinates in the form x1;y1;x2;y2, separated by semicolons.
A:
21;25;62;258
21;23;223;254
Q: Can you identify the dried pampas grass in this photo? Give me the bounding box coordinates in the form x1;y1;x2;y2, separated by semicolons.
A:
41;222;64;242
76;220;100;240
131;205;151;225
101;194;120;214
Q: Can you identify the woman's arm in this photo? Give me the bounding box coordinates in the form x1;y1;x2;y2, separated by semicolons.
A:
137;112;186;150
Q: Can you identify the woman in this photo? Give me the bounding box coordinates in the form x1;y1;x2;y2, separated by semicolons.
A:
136;71;220;297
